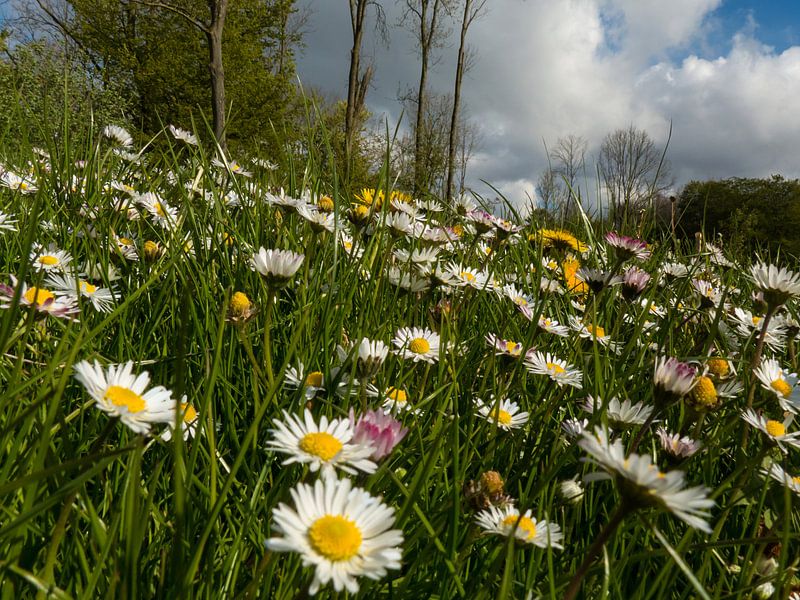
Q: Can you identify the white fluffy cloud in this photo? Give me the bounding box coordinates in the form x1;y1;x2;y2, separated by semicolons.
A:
296;0;800;206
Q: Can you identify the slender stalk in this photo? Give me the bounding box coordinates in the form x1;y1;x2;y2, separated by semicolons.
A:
564;504;629;600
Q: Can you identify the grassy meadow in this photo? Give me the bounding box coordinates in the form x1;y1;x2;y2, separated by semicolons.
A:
0;122;799;600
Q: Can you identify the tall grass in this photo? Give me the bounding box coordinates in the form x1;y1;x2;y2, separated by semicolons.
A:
0;108;797;600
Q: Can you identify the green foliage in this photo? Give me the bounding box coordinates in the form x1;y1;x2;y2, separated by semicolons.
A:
678;175;800;257
0;41;133;146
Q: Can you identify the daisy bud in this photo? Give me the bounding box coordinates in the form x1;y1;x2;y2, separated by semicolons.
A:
349;409;407;461
558;479;584;505
687;376;720;412
227;291;257;324
143;240;162;261
653;356;697;408
621;266;651;300
317;195;335;213
754;582;775;600
480;471;505;495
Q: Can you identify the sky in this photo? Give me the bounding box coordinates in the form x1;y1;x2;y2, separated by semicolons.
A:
294;0;800;208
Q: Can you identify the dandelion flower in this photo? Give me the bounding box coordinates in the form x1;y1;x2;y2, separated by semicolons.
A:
266;473;403;595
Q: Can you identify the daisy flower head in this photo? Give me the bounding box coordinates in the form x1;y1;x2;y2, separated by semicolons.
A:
297;202;337;234
576;267;621;294
250;248;304;289
604;232;651;261
474;397;529;430
653;356;697;408
686;375;722;412
167;124;199;146
582;395;654;426
524;351;583;389
741;409;800;454
537;315;570;337
0;277;79;318
751;263;800;308
485;333;525;360
211;156;252;177
284;362;326;400
161;400;200;442
475;505;563;549
46;273;116;313
349;408;408;461
579;427;714;532
762;463;800;496
29;244;72;273
558;478;585;504
102;124;133;147
464;471;514;510
444;262;488;290
622;266;651;300
753;358;800;413
1;170;37;193
502;284;533;308
568;316;618;351
226;291;257;324
0;211;17;233
370;386;416;414
337;337;390;379
136;192;179;228
266;473;403;595
73;360;176;435
692;278;724;309
267;409;377;476
392;327;441;364
656;427;702;459
561;417;590;440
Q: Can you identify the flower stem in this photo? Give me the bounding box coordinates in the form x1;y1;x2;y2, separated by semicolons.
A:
564;503;629;600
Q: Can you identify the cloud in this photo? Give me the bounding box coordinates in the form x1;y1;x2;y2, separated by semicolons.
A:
295;0;800;208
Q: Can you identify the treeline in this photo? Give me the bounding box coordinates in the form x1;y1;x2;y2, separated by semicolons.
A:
0;0;488;199
675;175;800;258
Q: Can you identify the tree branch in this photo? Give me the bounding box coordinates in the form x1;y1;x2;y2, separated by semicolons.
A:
126;0;209;33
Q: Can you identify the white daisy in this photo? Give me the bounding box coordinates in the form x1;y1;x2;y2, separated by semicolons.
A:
561;418;589;439
537;315;570;337
29;244;72;273
46;273;116;313
392;327;441;364
653;356;697;406
0;170;37;193
102;125;133;147
656;427;702;458
741;409;800;453
0;211;17;232
136;192;179;228
284;363;326;400
367;386;417;414
761;463;800;496
73;360;176;435
0;277;79;318
474;397;529;430
582;396;654;426
751;263;800;307
579;427;714;532
250;248;304;288
753;358;800;413
444;262;488;289
161;400;199;442
267;409;377;476
266;473;403;595
336;338;389;379
524;351;583;389
167;124;199;146
485;333;525;359
475;505;563;549
211;156;252;177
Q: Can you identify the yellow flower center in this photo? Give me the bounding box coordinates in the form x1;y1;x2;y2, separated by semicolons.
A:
501;515;536;540
155;202;166;217
119;237;133;246
766;420;786;438
80;281;97;294
39;255;59;266
20;181;28;190
504;341;520;355
513;296;528;306
299;432;342;461
105;385;146;413
793;476;800;486
305;371;324;387
181;402;197;423
480;471;504;494
387;387;407;404
489;408;513;426
144;240;159;258
452;224;464;236
24;287;54;305
461;271;476;283
318;196;335;212
771;379;792;398
588;325;605;338
409;337;431;354
752;316;763;326
308;515;362;561
546;362;565;374
706;358;729;377
230;292;251;315
691;376;718;410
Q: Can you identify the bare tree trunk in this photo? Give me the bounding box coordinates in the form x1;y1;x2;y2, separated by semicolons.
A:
346;0;368;183
445;0;470;203
208;0;228;149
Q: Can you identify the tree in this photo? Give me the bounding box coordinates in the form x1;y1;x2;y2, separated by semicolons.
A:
345;0;385;183
598;125;673;229
19;0;303;154
400;0;449;196
445;0;486;203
